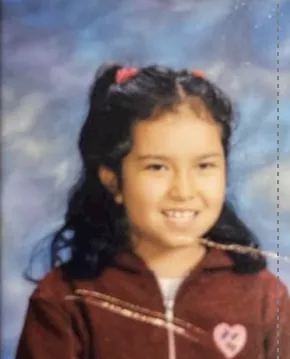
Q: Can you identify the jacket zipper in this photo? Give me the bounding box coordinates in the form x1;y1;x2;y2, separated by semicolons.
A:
154;261;204;359
165;298;176;359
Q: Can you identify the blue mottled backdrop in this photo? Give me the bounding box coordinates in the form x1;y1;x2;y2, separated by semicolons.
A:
2;0;290;358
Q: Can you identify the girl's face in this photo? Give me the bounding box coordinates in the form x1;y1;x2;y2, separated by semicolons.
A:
102;104;226;253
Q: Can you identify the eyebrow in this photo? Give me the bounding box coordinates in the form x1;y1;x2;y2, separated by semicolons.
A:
136;153;223;161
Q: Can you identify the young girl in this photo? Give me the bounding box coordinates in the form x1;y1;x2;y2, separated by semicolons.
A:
16;64;290;359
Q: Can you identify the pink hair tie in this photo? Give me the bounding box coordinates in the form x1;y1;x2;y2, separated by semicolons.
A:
116;68;138;84
192;70;205;78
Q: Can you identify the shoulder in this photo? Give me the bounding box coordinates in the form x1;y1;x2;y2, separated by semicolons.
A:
30;265;102;304
254;269;290;323
255;268;289;296
227;267;289;304
30;266;73;302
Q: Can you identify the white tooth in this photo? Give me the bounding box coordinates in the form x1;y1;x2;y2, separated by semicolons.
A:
165;211;195;218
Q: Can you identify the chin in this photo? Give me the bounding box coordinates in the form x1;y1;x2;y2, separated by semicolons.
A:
162;235;200;249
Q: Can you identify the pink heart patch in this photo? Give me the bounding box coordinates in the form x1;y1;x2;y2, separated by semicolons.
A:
213;323;247;358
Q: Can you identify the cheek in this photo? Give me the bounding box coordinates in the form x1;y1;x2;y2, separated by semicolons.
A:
122;174;168;208
200;173;226;201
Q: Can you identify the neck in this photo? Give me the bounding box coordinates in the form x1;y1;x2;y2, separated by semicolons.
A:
133;238;207;278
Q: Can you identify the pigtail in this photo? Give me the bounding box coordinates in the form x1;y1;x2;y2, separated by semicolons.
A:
79;64;121;164
50;64;131;279
89;64;120;105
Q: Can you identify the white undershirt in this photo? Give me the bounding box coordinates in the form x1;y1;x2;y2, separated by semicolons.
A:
156;276;185;304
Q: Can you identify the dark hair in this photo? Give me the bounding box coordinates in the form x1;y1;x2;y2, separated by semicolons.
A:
26;64;266;282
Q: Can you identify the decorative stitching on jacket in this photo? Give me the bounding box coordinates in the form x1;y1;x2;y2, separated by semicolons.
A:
65;289;207;343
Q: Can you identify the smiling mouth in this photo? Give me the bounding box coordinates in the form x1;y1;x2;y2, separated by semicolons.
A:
162;210;198;227
163;210;197;218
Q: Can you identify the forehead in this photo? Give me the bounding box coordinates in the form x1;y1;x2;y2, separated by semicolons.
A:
130;106;223;157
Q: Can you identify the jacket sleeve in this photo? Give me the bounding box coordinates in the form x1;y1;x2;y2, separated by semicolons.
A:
265;280;290;359
15;297;81;359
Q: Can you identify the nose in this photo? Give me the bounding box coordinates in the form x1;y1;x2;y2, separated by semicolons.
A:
169;170;196;201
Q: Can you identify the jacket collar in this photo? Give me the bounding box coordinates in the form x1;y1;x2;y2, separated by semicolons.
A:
113;246;234;274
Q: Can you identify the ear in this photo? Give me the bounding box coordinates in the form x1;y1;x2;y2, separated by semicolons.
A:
98;166;123;204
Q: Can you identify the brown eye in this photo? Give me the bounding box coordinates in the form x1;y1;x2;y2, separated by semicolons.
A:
199;162;216;170
146;164;167;171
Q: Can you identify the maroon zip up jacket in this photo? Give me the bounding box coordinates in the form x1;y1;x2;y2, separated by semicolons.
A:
16;248;290;359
